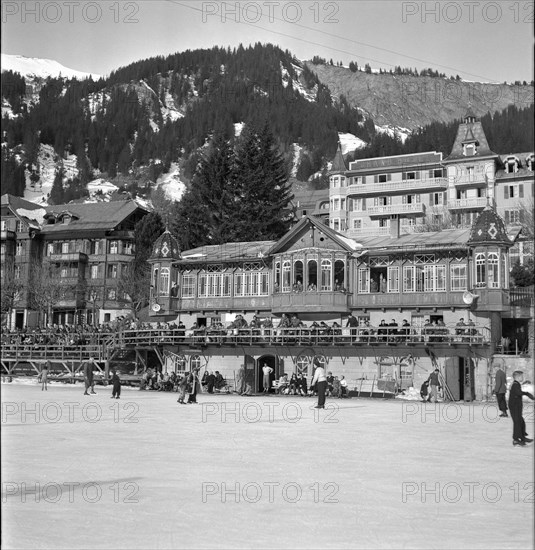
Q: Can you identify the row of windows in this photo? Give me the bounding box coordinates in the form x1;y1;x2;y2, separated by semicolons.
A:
333;169;445;187
357;265;466;293
46;240;134;256
179;272;271;298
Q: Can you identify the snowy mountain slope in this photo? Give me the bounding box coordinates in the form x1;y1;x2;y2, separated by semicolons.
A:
1;54;100;80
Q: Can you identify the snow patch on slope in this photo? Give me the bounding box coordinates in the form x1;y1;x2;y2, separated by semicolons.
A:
2;53;100;80
338;132;367;155
375;124;411;144
156;162;186;202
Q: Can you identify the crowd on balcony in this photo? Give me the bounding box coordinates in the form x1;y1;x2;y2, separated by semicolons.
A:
1;313;485;352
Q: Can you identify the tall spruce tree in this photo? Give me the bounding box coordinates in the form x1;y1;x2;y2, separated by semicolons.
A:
171;132;237;247
233;122;294;240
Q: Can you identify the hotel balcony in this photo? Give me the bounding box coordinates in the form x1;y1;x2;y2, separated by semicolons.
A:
0;230;16;240
48;252;89;262
346;227;390;239
367;203;426;217
452;176;487;187
347;177;447;197
447;198;488;210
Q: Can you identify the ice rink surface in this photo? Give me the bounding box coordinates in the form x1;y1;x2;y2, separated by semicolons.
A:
1;382;534;550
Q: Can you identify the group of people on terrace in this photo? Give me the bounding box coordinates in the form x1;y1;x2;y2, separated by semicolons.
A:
1;312;484;351
275;371;349;398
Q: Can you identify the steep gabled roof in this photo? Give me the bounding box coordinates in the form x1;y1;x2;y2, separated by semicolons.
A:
268;215;363;255
445;120;498;161
177;241;275;264
1;193;47;229
1;194;43;211
330;142;347;173
40;200;147;234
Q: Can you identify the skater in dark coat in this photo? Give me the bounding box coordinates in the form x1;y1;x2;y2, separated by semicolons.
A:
508;370;534;447
110;370;121;399
494;366;508;417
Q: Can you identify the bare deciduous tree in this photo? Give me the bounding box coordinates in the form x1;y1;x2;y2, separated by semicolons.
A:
117;262;151;318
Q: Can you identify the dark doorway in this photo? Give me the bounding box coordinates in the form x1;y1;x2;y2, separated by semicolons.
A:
461;356;475;402
444;357;462;401
15;311;24;329
257;355;277;393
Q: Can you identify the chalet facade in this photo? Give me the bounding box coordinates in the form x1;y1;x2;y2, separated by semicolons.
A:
0;195;149;327
149;208;533;401
325;112;534;265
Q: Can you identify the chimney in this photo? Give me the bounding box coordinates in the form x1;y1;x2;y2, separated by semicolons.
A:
390;215;400;239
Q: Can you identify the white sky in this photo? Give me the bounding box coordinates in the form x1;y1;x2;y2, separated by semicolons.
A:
1;1;534;83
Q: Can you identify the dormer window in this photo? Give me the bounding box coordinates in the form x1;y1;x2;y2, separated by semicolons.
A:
505;156;519;174
463;143;476;156
526;154;534;171
62;215;70;225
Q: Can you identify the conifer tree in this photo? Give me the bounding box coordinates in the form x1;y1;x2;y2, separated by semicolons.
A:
49;168;65;204
233;122;294;240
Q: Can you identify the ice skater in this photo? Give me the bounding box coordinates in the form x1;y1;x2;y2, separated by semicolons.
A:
187;368;201;404
40;360;50;391
493;365;508;417
177;373;188;404
311;359;327;409
110;369;121;399
508;370;534;447
83;356;97;395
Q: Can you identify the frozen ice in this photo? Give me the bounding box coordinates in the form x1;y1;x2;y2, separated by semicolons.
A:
1;381;533;549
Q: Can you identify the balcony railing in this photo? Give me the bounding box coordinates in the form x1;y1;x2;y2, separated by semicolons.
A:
509;287;534;307
346;226;391;239
367;203;426;216
452;176;487;187
347;177;447;196
115;325;490;348
272;291;350;314
447;198;488;210
48;252;88;262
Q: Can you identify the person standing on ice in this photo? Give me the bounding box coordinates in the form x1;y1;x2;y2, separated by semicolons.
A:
236;364;246;395
508;370;534;447
493;366;508;417
83;356;96;395
110;369;121;399
262;363;273;393
311;359;327;409
427;369;441;403
187;368;201;404
40;360;50;391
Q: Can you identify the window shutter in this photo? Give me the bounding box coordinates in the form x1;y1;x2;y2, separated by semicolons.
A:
519;184;524;198
362;198;366;211
504;211;510;224
374;175;379;184
503;186;508;199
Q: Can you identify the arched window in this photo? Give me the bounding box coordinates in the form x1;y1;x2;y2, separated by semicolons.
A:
334;259;345;289
487;253;499;288
282;260;291;292
475;253;486;288
153;267;159;294
175;355;187;373
274;261;281;292
294;260;304;289
160;268;170;295
296;355;310;376
190;355;201;371
501;252;508;288
320;259;332;291
307;259;317;289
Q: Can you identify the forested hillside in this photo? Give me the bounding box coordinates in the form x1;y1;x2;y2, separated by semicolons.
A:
1;43;533;202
